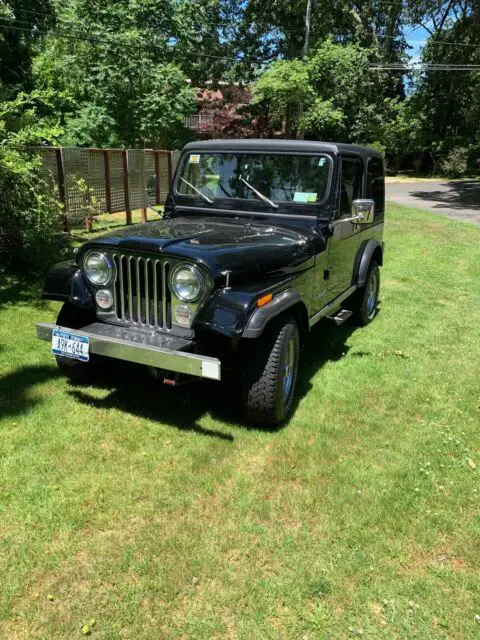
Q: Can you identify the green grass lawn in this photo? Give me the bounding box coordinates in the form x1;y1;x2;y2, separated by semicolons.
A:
1;204;479;639
71;207;163;245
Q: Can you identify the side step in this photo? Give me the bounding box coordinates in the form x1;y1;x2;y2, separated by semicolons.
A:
330;309;353;326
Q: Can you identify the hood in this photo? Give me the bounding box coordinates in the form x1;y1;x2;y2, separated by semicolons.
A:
85;216;323;283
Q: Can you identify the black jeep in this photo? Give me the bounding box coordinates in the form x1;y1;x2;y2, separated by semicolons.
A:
37;140;385;425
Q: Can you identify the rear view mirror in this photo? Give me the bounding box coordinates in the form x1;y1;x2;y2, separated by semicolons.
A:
352;199;375;224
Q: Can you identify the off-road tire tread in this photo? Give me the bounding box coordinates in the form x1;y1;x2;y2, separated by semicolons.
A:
242;317;299;425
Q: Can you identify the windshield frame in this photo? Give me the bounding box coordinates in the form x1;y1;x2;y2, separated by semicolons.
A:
173;151;334;211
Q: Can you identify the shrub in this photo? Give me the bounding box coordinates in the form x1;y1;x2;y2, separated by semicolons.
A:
0;90;67;273
0;146;66;273
440;147;469;178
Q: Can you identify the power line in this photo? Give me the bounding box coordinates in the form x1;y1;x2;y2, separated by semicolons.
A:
0;17;243;61
0;21;242;62
6;7;244;31
7;14;480;51
3;3;434;34
10;5;480;46
408;39;480;47
3;15;479;68
370;63;480;70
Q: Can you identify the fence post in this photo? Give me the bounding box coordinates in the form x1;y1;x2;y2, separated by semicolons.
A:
103;150;112;213
55;147;69;232
167;151;173;189
140;149;147;223
122;149;132;224
154;150;161;205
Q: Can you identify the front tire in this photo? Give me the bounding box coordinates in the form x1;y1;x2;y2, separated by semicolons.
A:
54;303;98;383
241;316;300;426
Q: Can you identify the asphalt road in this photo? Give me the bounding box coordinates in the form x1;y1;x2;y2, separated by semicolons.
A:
387;180;480;225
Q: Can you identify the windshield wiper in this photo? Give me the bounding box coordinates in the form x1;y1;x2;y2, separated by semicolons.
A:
180;177;213;204
240;176;279;209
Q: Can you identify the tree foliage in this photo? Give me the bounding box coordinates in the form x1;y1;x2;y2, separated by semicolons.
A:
1;0;480;271
254;40;389;143
0;90;65;271
30;0;197;148
1;0;479;161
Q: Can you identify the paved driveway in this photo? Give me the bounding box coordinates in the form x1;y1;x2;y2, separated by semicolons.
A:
387;180;480;225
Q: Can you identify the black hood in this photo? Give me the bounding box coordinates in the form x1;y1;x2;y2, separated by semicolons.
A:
84;216;325;284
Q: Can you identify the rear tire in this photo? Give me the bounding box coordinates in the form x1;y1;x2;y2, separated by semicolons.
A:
54;303;98;383
241;316;300;426
352;261;380;326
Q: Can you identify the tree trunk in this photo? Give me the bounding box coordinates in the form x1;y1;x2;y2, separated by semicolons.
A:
296;0;312;140
302;0;312;58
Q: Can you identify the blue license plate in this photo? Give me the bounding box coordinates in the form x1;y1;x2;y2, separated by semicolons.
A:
52;328;89;362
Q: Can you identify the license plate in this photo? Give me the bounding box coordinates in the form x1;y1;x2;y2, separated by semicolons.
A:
52;328;89;362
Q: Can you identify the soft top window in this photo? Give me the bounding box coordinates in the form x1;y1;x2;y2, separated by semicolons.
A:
176;152;332;207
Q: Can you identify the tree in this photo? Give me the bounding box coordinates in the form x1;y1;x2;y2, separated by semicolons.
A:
380;97;426;171
253;40;384;142
0;0;54;93
31;0;197;148
252;59;314;137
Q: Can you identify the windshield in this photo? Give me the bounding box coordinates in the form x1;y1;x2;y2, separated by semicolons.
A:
176;152;332;206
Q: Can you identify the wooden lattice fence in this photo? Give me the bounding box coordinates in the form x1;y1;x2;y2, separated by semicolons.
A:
35;147;177;230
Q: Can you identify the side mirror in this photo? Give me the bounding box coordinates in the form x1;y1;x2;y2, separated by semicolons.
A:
352;199;375;224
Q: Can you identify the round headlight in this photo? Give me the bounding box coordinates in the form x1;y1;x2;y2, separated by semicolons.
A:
83;251;112;286
171;265;203;302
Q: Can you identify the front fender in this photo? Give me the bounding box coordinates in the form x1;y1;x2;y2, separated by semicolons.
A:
242;289;304;338
41;260;94;309
354;239;384;287
195;289;254;337
195;284;307;339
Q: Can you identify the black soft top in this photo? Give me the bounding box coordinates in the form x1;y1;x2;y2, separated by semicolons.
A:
182;138;382;159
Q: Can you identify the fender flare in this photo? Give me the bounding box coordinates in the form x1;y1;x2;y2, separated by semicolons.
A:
355;240;384;287
242;289;306;339
41;260;94;309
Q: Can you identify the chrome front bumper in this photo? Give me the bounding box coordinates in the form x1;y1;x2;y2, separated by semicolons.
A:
36;322;221;381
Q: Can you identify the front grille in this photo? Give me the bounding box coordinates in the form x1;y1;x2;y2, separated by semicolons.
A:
111;253;175;331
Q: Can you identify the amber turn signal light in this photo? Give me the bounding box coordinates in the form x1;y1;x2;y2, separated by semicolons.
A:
257;293;273;308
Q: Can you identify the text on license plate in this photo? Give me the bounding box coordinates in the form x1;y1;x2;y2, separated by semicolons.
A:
52;328;89;362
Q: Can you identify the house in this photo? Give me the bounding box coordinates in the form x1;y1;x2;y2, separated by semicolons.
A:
183;81;254;138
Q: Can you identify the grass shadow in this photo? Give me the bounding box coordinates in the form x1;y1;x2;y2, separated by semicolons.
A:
68;361;238;441
68;317;359;437
291;317;357;416
0;275;49;311
0;319;360;436
0;364;62;419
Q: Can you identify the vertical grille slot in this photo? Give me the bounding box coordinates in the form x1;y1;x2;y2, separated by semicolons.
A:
127;256;134;322
144;259;152;325
163;261;171;329
153;259;160;327
111;252;174;331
